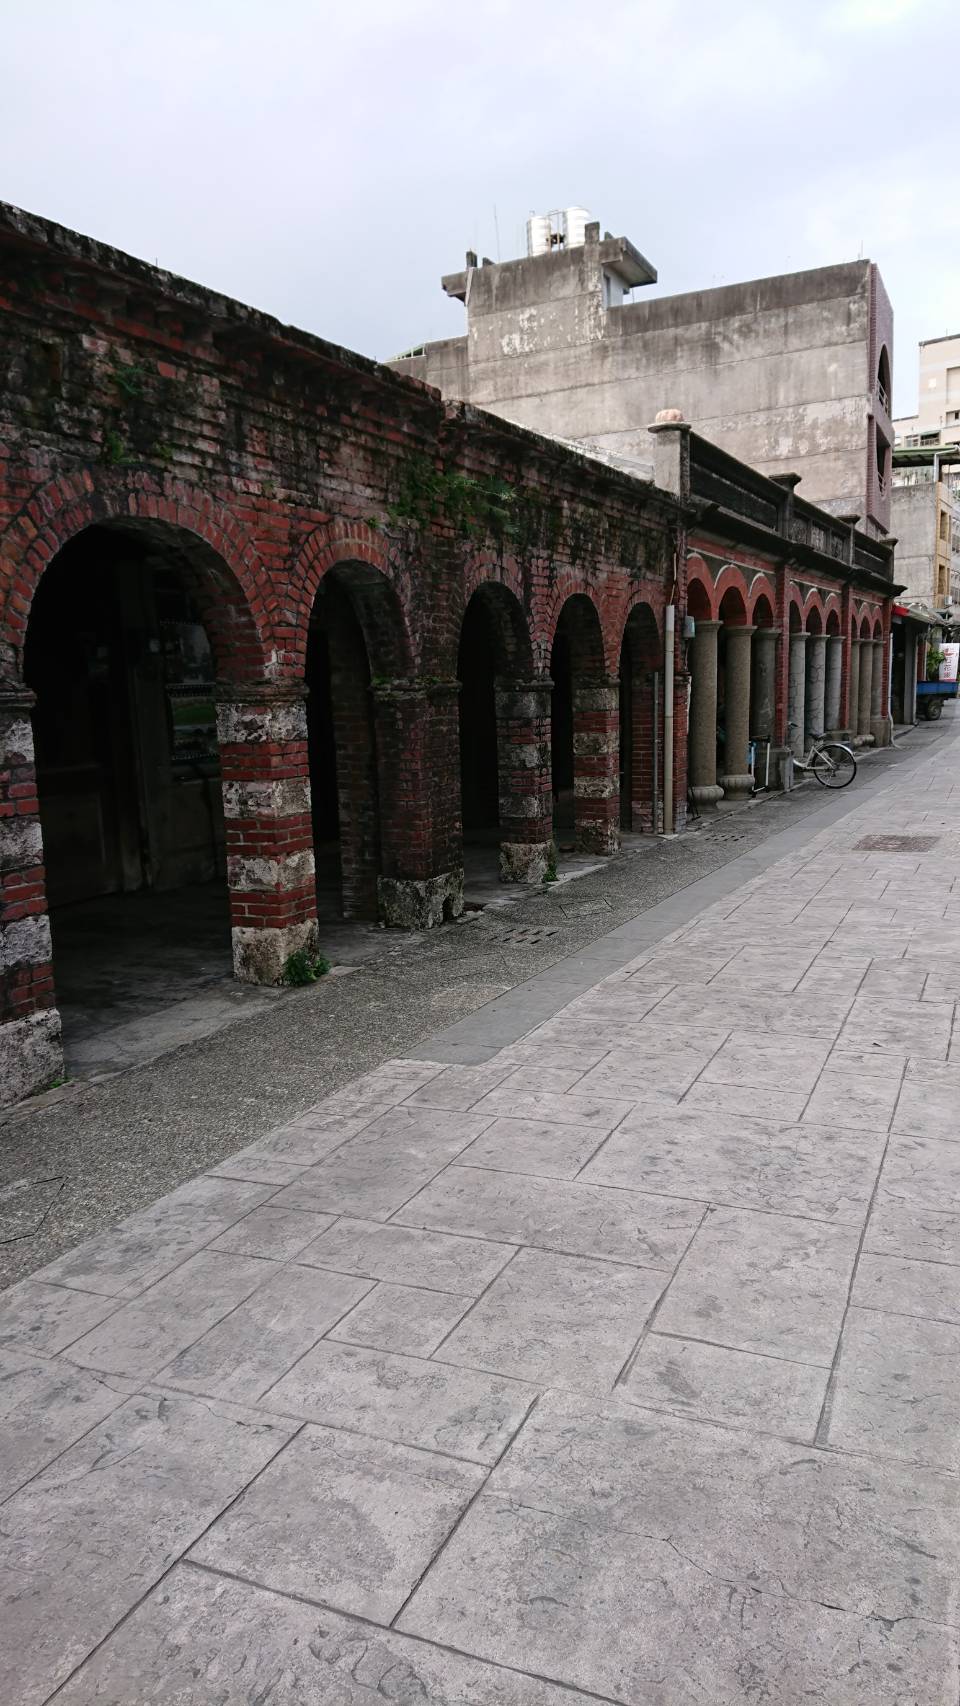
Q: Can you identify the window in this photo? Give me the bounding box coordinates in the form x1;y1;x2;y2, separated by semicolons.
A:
876;347;891;414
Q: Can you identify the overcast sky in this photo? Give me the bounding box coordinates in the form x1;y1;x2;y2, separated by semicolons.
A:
4;0;956;416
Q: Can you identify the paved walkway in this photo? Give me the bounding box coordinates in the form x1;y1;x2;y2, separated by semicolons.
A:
2;729;944;1294
4;737;960;1702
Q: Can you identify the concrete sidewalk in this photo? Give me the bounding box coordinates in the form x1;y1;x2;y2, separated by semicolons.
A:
3;734;960;1702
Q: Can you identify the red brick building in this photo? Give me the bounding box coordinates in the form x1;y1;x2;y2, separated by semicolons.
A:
0;206;896;1103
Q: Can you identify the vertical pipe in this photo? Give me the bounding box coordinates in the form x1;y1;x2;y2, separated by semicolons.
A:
663;607;675;834
651;670;660;834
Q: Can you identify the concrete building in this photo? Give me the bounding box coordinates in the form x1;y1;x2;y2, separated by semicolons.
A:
392;214;895;537
0;202;896;1106
891;445;960;606
894;333;960;448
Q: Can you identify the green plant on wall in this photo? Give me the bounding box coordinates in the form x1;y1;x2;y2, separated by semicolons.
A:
101;427;131;466
385;454;539;545
109;357;149;401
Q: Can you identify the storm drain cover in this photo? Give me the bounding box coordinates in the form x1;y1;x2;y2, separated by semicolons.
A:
493;926;561;946
854;834;940;853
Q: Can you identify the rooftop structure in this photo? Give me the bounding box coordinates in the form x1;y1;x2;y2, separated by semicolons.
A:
392;218;894;537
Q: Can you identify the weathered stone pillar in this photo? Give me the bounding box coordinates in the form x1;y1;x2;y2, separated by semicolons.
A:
750;628;777;744
805;635;827;740
573;676;620;854
373;679;464;927
871;637;889;746
495;677;553;881
688;620;723;810
719;625;755;801
857;640;875;744
0;684;63;1107
787;632;809;758
749;626;786;788
824;636;844;736
217;684;319;984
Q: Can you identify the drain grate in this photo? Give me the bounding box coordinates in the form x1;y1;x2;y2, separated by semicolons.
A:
854;834;940;853
492;925;561;947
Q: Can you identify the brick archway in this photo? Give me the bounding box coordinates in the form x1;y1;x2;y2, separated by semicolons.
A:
619;601;663;833
291;520;415;678
0;473;270;687
2;488;318;1099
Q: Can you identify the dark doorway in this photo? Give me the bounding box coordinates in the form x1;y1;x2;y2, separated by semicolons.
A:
305;571;381;920
458;597;501;840
24;523;235;1067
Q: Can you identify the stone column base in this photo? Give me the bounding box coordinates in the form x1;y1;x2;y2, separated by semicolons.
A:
499;840;552;883
0;1009;64;1108
690;783;724;810
576;820;621;855
825;729;853;744
719;772;754;802
232;918;319;986
871;718;892;747
854;734;876;749
378;867;464;929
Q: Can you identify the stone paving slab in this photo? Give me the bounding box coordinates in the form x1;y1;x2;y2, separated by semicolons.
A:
9;736;960;1701
0;1390;295;1706
53;1565;608;1703
189;1422;486;1622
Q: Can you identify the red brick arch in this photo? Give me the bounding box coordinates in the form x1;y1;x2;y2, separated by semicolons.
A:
456;551;534;678
715;563;752;619
803;591;826;632
538;578;611;674
823;594;842;631
685;553;716;622
292;519;415;677
0;471;270;684
788;591;805;630
463;550;527;616
460;580;535;678
747;574;777;623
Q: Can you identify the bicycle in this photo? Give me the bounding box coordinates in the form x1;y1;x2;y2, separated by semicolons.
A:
788;724;857;788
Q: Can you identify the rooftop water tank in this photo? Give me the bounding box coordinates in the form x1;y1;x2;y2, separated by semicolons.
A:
525;208;593;257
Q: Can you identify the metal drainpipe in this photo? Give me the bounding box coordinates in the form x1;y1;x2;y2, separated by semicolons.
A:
663;605;675;834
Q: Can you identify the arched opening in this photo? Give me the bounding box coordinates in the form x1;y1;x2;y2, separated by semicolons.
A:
717;587;753;799
685;575;722;810
305;561;408;923
749;595;777;774
550;595;613;852
23;521;244;1067
618;603;661;832
786;603;807;757
804;607;826;741
456;583;537;884
877;346;891;414
687;578;713;623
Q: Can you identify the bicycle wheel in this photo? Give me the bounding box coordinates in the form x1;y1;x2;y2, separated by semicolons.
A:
811;743;857;788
